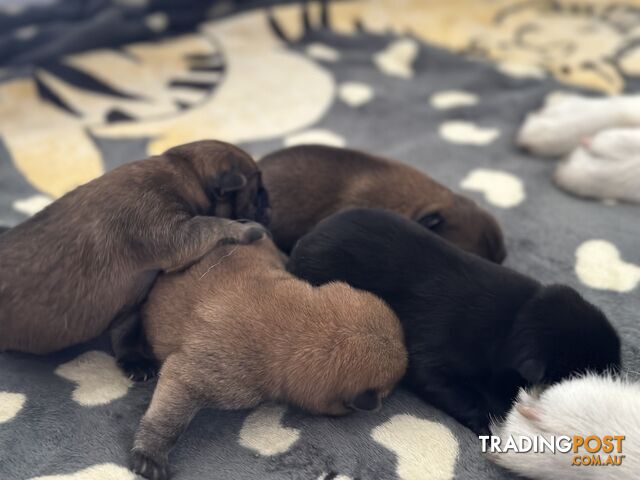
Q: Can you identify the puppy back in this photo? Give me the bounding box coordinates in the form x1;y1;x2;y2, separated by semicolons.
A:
143;235;407;413
142;237;285;359
260;145;505;262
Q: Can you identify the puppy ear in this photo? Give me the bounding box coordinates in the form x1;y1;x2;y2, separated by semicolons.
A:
517;358;546;384
350;390;380;412
216;171;247;196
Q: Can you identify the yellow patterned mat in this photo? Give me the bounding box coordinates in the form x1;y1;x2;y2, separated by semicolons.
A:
274;0;640;93
2;0;640;201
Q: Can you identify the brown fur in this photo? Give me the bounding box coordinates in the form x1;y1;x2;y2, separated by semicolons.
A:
0;140;268;354
132;236;407;479
260;144;506;262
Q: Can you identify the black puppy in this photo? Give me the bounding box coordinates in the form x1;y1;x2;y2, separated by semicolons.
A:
288;208;621;434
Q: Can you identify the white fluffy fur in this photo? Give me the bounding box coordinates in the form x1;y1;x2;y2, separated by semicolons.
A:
517;94;640;157
490;374;640;480
554;128;640;203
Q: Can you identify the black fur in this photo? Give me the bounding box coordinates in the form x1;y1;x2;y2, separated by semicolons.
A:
288;208;621;434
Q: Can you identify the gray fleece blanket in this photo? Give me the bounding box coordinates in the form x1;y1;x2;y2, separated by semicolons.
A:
1;1;639;480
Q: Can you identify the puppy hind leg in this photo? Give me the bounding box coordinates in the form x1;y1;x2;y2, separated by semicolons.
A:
158;216;266;273
111;310;158;382
131;355;203;480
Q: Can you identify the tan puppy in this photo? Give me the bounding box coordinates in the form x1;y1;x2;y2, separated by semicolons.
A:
0;140;268;377
133;236;407;480
260;144;506;262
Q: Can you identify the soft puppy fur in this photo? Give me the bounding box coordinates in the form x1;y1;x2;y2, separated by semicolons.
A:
132;235;407;480
260;144;506;262
0;140;268;360
517;93;640;157
288;208;621;434
490;374;640;479
554;127;640;203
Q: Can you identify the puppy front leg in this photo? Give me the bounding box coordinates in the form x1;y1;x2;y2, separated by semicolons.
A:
413;376;491;435
131;355;202;480
158;216;266;273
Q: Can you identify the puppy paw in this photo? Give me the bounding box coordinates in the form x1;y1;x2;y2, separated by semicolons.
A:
240;225;268;244
219;221;268;246
131;450;168;480
118;355;159;382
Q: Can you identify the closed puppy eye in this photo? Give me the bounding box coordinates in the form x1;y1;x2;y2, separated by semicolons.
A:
418;212;445;230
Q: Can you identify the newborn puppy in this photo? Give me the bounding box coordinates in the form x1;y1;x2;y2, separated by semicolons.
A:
132;236;407;480
517;92;640;157
491;374;640;480
288;208;621;434
554;127;640;203
0;140;268;374
260;144;506;262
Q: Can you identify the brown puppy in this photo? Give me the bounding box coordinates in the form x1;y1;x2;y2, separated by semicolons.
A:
0;140;268;375
132;236;407;480
260;144;506;262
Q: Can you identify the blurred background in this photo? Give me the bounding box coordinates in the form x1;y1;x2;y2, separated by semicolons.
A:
2;0;640;227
